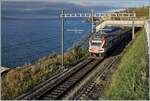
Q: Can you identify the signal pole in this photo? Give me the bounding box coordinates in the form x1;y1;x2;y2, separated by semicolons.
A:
132;19;135;40
61;10;64;68
132;9;135;40
149;2;150;20
91;9;94;33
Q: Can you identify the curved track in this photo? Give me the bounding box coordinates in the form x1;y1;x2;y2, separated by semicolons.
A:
72;56;120;100
16;58;103;100
16;28;137;100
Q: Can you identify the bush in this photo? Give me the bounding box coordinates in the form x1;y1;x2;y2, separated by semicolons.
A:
1;46;88;99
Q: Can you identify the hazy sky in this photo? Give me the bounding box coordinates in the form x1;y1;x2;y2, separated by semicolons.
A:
2;0;149;7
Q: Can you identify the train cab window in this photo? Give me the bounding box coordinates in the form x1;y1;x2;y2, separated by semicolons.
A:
93;32;100;40
109;40;112;44
92;43;101;47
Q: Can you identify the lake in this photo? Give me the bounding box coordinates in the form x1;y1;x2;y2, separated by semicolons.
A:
1;1;115;67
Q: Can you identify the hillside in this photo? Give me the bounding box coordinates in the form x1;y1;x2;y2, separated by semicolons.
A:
103;28;149;99
1;45;88;99
98;6;149;100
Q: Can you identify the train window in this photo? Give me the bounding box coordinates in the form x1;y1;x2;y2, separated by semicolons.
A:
93;33;100;40
110;41;112;44
92;43;100;47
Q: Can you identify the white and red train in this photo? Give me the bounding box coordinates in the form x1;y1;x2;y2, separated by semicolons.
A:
89;27;131;57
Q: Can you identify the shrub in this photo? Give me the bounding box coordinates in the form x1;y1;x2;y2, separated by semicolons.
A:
1;46;88;99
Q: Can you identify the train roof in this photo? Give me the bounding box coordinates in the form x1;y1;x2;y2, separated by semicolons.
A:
93;32;116;39
93;27;123;38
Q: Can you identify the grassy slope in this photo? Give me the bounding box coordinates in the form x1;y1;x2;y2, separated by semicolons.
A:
104;29;149;100
1;46;88;99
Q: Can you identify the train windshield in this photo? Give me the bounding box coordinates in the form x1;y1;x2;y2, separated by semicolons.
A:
92;43;100;47
93;32;100;40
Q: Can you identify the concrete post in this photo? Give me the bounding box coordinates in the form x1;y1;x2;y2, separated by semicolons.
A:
132;18;135;40
61;10;64;68
149;2;150;21
91;9;94;33
89;9;94;57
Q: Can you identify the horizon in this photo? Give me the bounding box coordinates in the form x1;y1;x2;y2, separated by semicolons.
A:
2;0;149;8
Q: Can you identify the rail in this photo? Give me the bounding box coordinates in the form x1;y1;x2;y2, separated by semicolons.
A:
16;58;102;100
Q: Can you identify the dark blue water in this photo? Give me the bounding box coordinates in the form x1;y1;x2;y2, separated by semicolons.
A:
2;18;91;67
1;1;116;68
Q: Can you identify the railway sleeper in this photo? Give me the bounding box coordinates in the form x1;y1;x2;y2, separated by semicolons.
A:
79;67;93;73
72;73;86;78
42;97;54;100
63;80;74;84
43;95;58;100
68;78;79;82
44;92;63;99
45;93;58;98
49;91;61;95
72;74;84;79
52;87;66;92
52;89;65;94
60;82;74;87
57;85;70;90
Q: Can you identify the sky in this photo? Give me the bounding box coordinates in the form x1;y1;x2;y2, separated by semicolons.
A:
2;0;149;7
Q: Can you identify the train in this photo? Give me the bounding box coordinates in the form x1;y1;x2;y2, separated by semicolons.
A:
89;27;132;57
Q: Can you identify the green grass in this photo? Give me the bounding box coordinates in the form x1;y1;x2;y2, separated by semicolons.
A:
104;29;149;100
1;45;88;100
134;6;149;19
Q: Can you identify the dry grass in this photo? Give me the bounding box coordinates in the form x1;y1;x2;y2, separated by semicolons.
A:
1;45;88;100
127;6;149;19
134;7;149;19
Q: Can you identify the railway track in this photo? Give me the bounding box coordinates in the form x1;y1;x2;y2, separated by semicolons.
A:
16;58;103;100
16;28;137;100
69;28;137;100
16;29;133;100
72;56;120;100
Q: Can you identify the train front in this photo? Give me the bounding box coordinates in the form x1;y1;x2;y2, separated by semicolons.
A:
89;31;106;57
